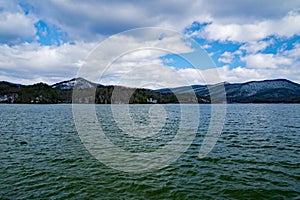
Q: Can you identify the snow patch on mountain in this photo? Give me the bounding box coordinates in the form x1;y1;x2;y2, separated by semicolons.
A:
239;79;299;96
52;77;96;90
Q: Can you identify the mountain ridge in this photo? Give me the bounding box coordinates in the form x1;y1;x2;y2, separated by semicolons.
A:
0;78;299;103
156;78;300;103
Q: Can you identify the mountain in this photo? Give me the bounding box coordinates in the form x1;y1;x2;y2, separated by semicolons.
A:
155;79;300;103
51;77;98;90
0;78;299;104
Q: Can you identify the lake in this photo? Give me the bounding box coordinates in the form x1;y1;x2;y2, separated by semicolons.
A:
0;104;299;199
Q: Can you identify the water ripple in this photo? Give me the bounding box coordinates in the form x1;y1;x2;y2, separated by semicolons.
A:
0;104;299;199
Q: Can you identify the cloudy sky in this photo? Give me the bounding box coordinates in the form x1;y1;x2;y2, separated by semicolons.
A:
0;0;299;88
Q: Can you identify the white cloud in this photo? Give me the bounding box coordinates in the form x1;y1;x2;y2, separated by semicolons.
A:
0;41;96;84
109;64;189;89
240;40;273;54
162;58;174;64
218;66;261;83
218;51;234;63
176;64;300;86
177;68;222;85
201;44;212;49
0;11;36;43
172;41;300;85
199;10;300;43
174;66;261;85
284;43;300;58
225;42;300;83
220;65;300;84
242;53;293;69
0;29;194;86
77;30;194;83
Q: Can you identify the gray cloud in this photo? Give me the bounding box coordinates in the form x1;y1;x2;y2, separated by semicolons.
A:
24;0;300;42
1;0;299;43
0;0;37;44
200;0;300;23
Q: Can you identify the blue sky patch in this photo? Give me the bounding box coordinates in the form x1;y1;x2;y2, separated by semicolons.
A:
161;45;216;70
262;34;300;54
34;20;68;46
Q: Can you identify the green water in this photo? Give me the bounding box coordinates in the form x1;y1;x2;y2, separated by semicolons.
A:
0;104;299;199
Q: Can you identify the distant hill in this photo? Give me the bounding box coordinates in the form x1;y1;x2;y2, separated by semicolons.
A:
0;78;299;103
155;79;300;103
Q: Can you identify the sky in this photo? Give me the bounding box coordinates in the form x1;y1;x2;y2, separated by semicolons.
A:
0;0;299;88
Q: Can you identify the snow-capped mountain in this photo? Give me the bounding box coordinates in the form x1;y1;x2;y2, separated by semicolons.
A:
51;77;97;90
156;79;300;103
